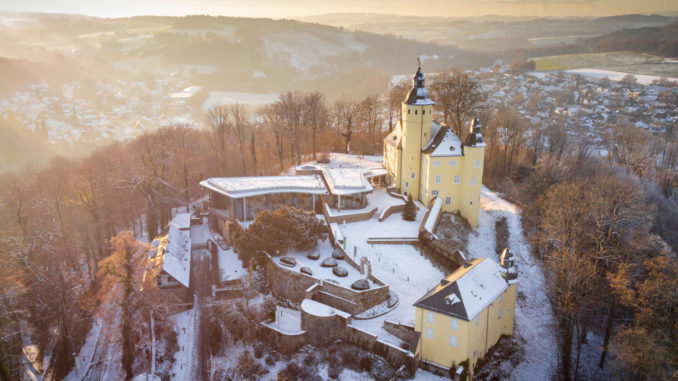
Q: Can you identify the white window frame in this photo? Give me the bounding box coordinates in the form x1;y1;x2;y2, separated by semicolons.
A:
432;160;441;167
435;175;442;184
431;189;439;196
454;175;460;184
427;311;434;323
449;334;458;346
471;177;476;185
450;318;458;330
411;172;415;179
475;159;480;168
448;160;457;166
498;308;502;320
445;197;451;205
426;328;434;339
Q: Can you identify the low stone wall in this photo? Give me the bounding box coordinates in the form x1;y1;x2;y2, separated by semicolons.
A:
323;202;378;224
301;308;350;347
379;203;405;222
386;187;408;202
383;320;417;345
344;325;419;375
257;323;307;354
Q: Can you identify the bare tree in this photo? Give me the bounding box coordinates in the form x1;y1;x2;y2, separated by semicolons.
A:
429;70;486;138
302;91;327;160
333;99;361;153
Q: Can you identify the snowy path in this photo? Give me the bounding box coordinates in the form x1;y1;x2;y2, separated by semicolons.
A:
468;187;558;380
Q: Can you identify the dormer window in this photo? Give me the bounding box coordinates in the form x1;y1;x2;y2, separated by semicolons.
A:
450;146;455;151
445;293;461;305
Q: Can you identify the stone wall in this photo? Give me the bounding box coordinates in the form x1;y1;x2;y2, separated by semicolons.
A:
261;252;389;315
323;202;378;224
383;320;417;346
301;309;349;347
379;203;405;222
257;323;307;354
343;325;419;375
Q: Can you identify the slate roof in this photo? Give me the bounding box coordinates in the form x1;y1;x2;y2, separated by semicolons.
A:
414;258;508;321
422;123;463;157
404;67;435;106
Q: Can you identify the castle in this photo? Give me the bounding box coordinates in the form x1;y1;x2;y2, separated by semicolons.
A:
383;65;485;227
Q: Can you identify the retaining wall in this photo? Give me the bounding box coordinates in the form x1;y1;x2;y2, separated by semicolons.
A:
379;203;405;222
323;202;378;224
257;323;307;354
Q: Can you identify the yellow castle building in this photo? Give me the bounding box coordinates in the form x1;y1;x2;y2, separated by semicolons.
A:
414;252;519;373
383;65;485;227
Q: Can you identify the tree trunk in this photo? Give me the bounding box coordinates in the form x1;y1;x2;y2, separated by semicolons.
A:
598;298;616;369
561;317;574;381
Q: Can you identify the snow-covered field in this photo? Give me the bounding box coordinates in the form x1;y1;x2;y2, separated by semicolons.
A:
564;68;678;85
201;91;279;110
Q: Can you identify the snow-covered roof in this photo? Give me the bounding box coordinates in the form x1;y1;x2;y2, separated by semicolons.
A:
423;124;463;157
200;175;328;198
171;213;191;230
424;197;442;233
384;123;402;149
414;258;508;321
322;167;373;195
163;213;191;288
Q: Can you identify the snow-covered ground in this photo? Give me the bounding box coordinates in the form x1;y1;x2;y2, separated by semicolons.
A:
201;91;279;110
467;187;558;380
564;68;678;85
170;304;198;380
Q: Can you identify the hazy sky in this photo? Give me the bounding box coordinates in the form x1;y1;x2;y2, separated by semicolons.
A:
1;0;676;19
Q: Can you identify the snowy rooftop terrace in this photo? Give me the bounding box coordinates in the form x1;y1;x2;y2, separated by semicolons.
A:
273;239;377;290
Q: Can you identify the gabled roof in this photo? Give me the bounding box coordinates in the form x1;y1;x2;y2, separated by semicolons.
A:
414;258;508;321
422;122;463;157
163;213;191;288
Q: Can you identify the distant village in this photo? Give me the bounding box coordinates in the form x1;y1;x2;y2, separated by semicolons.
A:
1;66;676;150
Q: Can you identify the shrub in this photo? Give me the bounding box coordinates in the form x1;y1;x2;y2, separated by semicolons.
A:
253;343;265;359
359;356;372;372
265;355;275;366
402;194;416;221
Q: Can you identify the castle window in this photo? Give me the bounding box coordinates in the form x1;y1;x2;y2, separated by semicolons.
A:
475;159;480;168
498;308;502;320
435;176;441;184
408;109;410;114
445;197;451;205
415;109;418;115
454;175;460;184
471;177;476;185
426;328;434;339
405;182;409;188
423;109;425;115
448;160;457;166
432;190;439;196
427;311;434;323
449;335;458;346
411;172;415;179
432;160;441;167
450;318;458;330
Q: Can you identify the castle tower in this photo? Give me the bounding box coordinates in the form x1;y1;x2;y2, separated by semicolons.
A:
400;64;434;199
459;117;486;227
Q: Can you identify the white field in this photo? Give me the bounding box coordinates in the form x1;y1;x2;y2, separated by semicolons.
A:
564;68;678;85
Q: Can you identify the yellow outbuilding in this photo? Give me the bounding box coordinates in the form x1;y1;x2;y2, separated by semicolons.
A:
413;255;518;373
384;65;485;227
